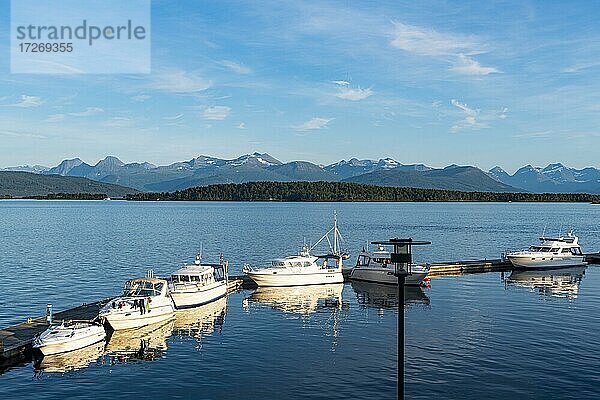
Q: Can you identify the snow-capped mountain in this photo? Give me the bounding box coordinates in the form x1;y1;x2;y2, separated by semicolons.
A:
488;163;600;193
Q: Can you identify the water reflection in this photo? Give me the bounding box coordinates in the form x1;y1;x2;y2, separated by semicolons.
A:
505;266;587;298
33;341;105;374
243;284;344;315
174;297;227;341
351;280;430;309
104;319;174;364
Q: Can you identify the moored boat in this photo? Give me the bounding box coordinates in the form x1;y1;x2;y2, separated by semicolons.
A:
33;320;106;356
243;213;348;287
99;277;175;330
505;230;587;269
349;244;430;286
169;253;228;309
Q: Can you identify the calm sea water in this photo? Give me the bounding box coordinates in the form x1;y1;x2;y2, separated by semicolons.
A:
1;200;600;399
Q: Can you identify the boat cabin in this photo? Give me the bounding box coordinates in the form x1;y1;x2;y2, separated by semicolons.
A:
171;264;225;287
123;278;168;298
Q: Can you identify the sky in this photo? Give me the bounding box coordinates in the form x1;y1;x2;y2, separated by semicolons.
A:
2;0;600;173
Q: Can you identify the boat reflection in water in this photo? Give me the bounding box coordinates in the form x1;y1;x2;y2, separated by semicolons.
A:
505;266;587;298
33;340;105;374
173;296;227;342
351;280;430;309
243;283;344;315
104;320;174;364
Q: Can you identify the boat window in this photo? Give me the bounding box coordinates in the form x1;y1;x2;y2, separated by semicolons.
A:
272;261;285;267
550;248;559;253
356;255;370;267
180;275;190;283
292;262;302;268
190;275;200;282
562;248;571;253
304;262;311;267
529;246;541;251
540;247;551;252
571;248;582;255
155;283;164;293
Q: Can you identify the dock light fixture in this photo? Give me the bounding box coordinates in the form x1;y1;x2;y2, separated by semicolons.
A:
371;238;431;400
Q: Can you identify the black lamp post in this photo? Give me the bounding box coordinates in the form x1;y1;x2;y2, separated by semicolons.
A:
371;238;431;400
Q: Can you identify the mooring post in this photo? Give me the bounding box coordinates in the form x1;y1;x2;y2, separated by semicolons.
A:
46;304;53;325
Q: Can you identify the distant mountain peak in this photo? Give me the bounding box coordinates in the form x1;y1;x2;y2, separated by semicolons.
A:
96;156;124;167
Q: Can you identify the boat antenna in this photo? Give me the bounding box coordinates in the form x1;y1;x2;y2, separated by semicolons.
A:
542;224;547;238
333;211;338;255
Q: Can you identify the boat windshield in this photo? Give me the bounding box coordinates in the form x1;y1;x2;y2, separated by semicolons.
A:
529;246;552;252
123;281;163;297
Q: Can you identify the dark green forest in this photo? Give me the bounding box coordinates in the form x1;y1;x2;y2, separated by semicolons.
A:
126;181;600;203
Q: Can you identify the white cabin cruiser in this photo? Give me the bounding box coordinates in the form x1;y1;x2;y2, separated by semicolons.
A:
169;254;228;309
33;320;106;356
505;230;587;269
243;213;348;287
99;277;175;330
350;244;430;286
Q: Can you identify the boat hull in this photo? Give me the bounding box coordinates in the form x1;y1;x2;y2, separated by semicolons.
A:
246;270;344;287
33;328;106;356
507;254;587;269
349;267;427;285
102;304;175;331
170;282;227;309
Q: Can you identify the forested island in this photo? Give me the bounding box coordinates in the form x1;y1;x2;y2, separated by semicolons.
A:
26;193;110;200
126;181;600;203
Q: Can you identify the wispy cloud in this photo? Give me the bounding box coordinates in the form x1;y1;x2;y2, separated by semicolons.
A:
68;107;104;117
334;82;373;101
103;117;133;128
218;60;252;75
162;113;184;121
0;129;46;139
293;117;334;131
390;22;480;57
390;22;498;76
237;122;246;129
45;114;65;123
147;70;212;94
202;106;231;120
450;99;487;133
131;94;151;102
11;95;43;108
450;54;499;75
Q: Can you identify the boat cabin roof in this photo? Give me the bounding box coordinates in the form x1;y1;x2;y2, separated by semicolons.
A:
172;264;220;276
128;277;167;285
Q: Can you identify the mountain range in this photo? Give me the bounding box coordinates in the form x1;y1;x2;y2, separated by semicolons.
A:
3;153;600;194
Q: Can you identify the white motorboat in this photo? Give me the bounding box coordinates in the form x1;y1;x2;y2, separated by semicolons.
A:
505;230;587;269
99;277;175;330
243;213;348;287
32;320;106;356
349;244;430;285
506;265;586;298
169;253;228;309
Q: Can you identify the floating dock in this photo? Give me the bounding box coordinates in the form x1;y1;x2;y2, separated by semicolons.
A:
0;279;245;372
3;255;598;372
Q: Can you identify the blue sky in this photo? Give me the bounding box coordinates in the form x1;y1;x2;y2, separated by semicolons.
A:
2;0;600;172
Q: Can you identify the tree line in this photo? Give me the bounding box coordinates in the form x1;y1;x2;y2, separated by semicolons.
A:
125;181;600;203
